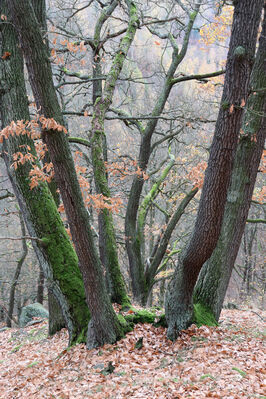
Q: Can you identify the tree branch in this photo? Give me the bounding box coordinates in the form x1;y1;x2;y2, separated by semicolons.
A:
171;69;225;85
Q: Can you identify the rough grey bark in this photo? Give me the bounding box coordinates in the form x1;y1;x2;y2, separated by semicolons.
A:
6;212;28;327
32;0;64;330
37;269;44;304
8;0;125;348
48;286;65;335
165;0;264;340
0;0;90;344
194;9;266;320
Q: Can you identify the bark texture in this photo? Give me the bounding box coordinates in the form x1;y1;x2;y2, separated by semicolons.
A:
6;212;28;327
90;0;134;306
8;0;125;348
165;0;264;340
193;8;266;320
0;0;90;344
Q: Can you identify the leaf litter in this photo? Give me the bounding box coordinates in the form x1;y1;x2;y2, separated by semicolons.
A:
0;309;265;398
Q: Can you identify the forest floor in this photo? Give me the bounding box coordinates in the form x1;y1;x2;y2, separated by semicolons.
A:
0;308;265;399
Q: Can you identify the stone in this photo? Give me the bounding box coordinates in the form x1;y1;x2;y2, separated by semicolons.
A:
19;303;49;327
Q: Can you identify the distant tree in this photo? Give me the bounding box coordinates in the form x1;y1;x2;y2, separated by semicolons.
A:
165;0;264;340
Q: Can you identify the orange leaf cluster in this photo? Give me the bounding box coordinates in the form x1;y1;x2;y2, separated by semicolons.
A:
38;115;67;133
187;161;207;189
57;152;123;214
86;193;123;213
12;149;36;171
29;163;55;189
105;158;149;182
1;51;11;60
0;120;37;143
34;141;48;160
199;5;233;47
0;116;67;144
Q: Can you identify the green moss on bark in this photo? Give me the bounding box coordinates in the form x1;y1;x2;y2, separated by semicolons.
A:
102;210;130;306
26;184;90;344
193;303;218;327
91;100;129;306
117;314;133;333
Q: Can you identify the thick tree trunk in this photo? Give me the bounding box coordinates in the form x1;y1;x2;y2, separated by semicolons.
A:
32;0;60;208
194;11;266;320
0;0;89;344
8;0;125;348
165;0;264;340
32;0;63;332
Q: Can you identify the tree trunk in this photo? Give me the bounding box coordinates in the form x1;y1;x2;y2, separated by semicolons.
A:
8;0;125;348
193;9;266;320
90;1;138;306
32;0;61;208
48;286;65;335
165;0;264;340
37;269;44;304
6;212;28;327
32;0;63;334
0;0;90;344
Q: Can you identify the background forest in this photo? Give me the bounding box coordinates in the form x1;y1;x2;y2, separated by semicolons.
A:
0;0;265;349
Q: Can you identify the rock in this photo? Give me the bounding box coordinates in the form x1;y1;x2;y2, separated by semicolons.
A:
19;303;49;327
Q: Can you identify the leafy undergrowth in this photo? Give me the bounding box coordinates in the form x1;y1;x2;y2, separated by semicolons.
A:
0;309;265;399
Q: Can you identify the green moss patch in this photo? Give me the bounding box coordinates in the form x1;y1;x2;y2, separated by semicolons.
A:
123;309;157;325
193;303;218;327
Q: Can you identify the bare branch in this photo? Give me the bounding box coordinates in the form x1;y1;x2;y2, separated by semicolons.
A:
171;69;225;85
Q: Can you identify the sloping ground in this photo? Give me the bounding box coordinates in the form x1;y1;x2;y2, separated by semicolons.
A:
0;309;265;399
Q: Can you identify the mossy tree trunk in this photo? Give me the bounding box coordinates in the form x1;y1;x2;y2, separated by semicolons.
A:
32;0;64;331
193;8;266;321
125;3;202;304
165;0;264;341
31;0;60;207
8;0;125;348
0;0;90;344
90;0;129;306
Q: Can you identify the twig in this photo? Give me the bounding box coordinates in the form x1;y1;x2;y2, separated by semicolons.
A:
0;236;43;243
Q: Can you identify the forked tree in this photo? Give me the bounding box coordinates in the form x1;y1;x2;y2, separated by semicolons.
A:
165;0;264;340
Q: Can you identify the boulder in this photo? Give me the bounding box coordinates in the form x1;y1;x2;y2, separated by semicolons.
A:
19;303;49;327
